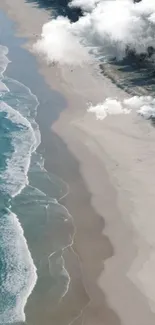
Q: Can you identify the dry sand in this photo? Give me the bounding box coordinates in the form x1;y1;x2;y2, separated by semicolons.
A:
2;0;155;324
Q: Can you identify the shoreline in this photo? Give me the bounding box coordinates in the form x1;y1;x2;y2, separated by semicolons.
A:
2;1;155;325
0;5;117;325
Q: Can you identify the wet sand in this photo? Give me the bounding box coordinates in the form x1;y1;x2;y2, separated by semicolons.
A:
2;1;155;325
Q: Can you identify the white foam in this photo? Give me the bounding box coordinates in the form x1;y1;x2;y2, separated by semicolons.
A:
0;80;9;93
0;45;10;76
6;77;41;147
0;45;10;95
0;101;38;197
6;77;39;118
0;209;37;324
0;74;41;198
0;46;40;324
48;251;70;303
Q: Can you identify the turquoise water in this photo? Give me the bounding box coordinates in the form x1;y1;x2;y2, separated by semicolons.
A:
0;44;38;323
0;39;73;324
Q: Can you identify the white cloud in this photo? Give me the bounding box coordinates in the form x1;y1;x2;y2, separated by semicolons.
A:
34;0;155;65
69;0;99;11
87;98;131;120
75;0;155;60
87;95;155;120
34;16;91;66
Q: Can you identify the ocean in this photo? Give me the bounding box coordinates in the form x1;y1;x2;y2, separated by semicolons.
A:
0;10;74;324
1;1;155;324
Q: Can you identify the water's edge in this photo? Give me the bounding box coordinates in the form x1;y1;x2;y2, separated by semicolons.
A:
0;11;75;324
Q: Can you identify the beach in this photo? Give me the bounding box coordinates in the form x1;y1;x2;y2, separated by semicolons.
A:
1;1;155;325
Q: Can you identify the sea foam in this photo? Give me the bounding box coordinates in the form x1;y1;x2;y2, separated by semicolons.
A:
0;45;10;76
0;44;39;323
0;209;37;324
0;101;37;197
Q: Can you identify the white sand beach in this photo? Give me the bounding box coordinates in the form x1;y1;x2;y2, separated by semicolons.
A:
2;1;155;324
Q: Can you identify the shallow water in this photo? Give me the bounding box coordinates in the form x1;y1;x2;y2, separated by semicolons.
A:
0;11;74;325
2;2;155;324
0;44;39;323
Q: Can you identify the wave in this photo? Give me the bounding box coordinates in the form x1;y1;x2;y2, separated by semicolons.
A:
0;45;39;323
0;45;10;95
0;208;37;324
0;38;74;323
0;101;38;197
0;45;10;76
3;77;41;146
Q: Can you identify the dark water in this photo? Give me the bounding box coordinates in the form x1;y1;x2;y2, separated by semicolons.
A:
26;0;82;21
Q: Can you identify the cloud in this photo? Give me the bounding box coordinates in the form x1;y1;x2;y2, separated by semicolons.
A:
87;98;131;119
75;0;155;60
34;0;155;65
34;16;91;66
87;95;155;120
69;0;99;11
